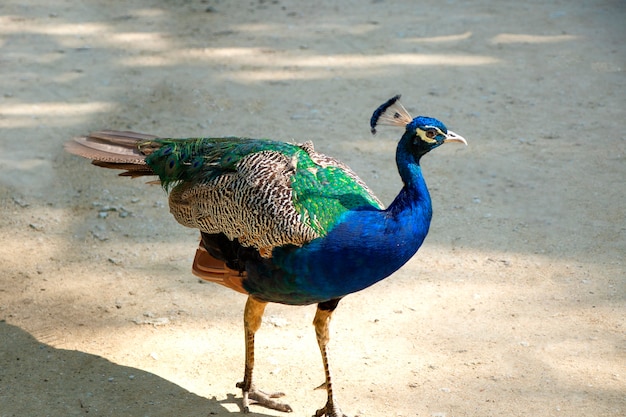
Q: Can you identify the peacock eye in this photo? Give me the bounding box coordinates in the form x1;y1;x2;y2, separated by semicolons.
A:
425;130;436;139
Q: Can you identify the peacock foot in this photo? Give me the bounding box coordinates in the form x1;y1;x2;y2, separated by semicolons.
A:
314;401;351;417
236;381;293;413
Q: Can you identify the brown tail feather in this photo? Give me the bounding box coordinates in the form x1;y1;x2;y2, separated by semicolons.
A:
65;130;160;177
91;161;155;177
192;245;249;295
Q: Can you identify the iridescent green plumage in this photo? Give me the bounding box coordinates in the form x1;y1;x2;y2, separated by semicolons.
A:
290;163;382;235
140;137;270;189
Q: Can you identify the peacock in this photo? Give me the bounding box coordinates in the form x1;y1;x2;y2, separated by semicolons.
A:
65;95;466;417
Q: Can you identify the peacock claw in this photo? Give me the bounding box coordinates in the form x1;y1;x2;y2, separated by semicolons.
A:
236;382;293;413
314;402;351;417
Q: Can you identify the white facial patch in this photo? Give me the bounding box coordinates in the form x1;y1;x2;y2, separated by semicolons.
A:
416;127;443;144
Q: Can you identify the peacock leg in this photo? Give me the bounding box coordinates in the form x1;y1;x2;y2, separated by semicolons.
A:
236;296;293;413
313;299;350;417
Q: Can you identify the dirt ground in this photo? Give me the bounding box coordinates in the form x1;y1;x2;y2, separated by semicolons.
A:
1;0;624;416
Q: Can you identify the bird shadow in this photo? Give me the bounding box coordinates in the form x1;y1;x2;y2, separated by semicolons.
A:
0;320;275;417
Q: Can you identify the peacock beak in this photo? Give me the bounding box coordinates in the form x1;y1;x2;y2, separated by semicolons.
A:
444;130;467;145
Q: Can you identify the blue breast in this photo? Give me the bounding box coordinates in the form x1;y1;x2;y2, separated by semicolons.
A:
243;185;432;305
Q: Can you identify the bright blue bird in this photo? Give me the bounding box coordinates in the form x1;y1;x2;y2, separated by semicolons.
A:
65;95;466;416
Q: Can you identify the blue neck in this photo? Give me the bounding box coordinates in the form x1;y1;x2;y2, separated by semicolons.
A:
246;137;433;305
389;136;432;219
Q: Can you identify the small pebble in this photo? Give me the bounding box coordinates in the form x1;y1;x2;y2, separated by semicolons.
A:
91;229;108;241
29;223;44;231
12;196;29;207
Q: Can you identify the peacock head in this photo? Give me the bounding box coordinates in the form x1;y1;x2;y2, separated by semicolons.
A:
370;95;467;155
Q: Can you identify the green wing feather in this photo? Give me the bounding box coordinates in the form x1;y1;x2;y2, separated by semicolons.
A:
143;137;383;242
290;160;382;235
141;137;276;189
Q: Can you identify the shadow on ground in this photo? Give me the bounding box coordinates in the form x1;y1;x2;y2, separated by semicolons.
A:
0;321;272;417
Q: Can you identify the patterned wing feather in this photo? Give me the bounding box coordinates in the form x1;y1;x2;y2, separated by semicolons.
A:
155;138;383;256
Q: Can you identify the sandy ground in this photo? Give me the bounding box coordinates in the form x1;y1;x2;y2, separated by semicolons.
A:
1;0;625;416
